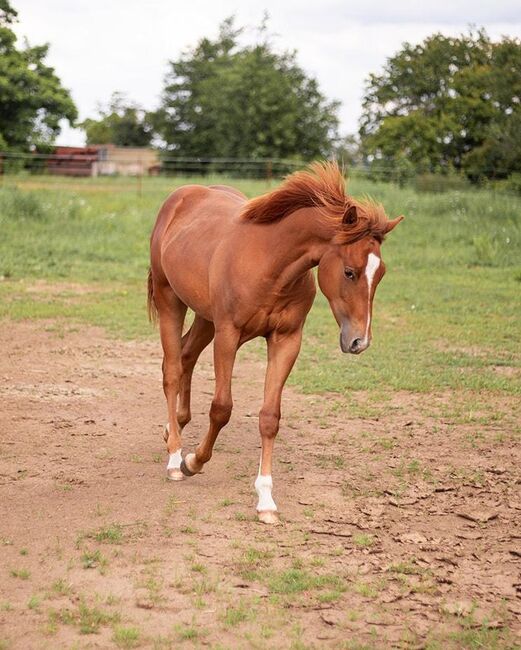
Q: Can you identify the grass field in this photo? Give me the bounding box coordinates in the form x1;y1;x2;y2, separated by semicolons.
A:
1;173;520;402
1;173;520;649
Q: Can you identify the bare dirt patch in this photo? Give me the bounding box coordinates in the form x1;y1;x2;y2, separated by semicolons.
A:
0;321;519;648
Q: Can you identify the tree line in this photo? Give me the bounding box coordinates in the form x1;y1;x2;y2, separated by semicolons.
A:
1;0;520;184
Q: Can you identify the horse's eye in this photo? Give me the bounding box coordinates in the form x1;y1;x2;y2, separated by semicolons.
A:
344;268;356;281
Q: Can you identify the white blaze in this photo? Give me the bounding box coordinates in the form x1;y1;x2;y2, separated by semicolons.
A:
364;252;381;342
255;473;277;512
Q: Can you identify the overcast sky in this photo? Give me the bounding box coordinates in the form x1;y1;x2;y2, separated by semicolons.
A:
14;0;521;146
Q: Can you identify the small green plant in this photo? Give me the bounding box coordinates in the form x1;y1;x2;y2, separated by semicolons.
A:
93;524;124;544
113;626;141;648
10;568;30;580
27;595;40;610
352;534;374;548
222;600;251;627
81;549;108;571
174;623;200;640
50;578;73;596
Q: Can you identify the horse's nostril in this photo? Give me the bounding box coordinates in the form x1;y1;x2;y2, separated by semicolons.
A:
350;338;362;351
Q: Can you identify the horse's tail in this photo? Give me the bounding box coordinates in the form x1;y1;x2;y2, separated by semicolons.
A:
147;267;158;324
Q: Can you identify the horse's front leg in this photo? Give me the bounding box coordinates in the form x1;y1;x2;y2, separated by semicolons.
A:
256;328;303;524
181;325;240;476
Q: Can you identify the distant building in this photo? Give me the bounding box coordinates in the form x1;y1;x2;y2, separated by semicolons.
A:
91;144;159;177
46;146;99;177
45;145;159;177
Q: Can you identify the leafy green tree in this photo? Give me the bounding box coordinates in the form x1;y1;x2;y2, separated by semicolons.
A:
0;0;77;149
153;17;340;159
81;92;153;147
360;29;521;180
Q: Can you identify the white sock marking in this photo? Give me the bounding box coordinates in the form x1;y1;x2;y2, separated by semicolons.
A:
167;449;182;470
364;252;380;342
255;474;277;512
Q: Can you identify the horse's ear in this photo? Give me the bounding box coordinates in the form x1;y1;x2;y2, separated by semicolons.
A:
384;215;404;234
343;205;357;226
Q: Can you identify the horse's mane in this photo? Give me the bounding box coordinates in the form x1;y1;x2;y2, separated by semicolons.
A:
240;161;389;244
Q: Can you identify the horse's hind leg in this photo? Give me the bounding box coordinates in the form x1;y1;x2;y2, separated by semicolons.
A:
181;325;240;476
154;285;187;481
177;316;215;431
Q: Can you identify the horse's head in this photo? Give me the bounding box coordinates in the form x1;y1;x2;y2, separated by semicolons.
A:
318;206;403;354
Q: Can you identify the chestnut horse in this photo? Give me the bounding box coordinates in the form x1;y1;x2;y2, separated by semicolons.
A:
148;162;402;524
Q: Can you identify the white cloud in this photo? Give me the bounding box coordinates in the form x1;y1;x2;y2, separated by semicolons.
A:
13;0;521;147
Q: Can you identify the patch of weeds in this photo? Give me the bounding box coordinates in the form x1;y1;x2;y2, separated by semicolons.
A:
50;578;73;597
353;579;386;599
1;602;13;612
81;549;108;572
92;524;124;544
219;498;234;507
190;562;207;574
389;560;422;576
352;534;374;548
174;623;203;641
48;601;120;635
222;599;252;627
236;546;274;580
426;625;514;649
377;437;396;450
137;568;165;606
317;590;344;604
268;568;345;595
19;548;28;556
10;568;30;580
113;625;141;648
316;454;345;470
180;525;196;534
27;595;41;610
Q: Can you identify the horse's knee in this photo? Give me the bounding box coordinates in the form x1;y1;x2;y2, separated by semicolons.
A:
177;409;191;430
259;408;280;439
210;398;233;428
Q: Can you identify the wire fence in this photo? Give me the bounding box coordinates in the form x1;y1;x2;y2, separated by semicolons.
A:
0;150;519;196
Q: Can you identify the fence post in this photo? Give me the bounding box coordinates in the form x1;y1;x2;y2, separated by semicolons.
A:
266;159;273;184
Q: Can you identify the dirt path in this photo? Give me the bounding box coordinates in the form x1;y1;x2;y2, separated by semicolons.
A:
0;321;519;649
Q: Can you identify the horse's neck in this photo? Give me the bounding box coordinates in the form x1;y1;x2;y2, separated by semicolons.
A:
265;208;334;287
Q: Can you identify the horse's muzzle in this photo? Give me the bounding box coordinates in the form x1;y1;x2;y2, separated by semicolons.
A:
340;324;370;354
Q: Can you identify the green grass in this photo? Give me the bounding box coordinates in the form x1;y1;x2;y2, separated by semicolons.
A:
113;626;141;648
0;173;520;405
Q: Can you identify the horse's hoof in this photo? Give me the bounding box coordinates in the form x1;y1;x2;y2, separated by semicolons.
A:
180;453;198;477
166;468;184;481
257;510;280;525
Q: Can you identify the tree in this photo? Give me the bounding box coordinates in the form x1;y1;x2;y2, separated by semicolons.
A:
359;29;521;179
153;17;340;159
0;0;77;150
81;92;153;147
